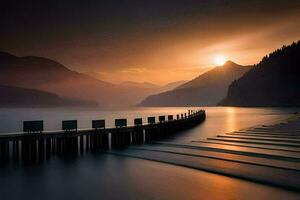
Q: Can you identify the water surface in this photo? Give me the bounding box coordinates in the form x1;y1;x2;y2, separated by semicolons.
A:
0;106;299;200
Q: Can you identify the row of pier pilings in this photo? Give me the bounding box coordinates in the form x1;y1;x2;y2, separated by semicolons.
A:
0;110;205;164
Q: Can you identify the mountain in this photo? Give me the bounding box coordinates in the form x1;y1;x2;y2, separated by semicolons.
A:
118;80;188;93
139;61;251;106
118;81;158;89
0;85;96;107
0;51;188;108
0;52;160;108
115;81;189;106
84;71;187;92
219;41;300;107
160;80;188;91
84;71;188;100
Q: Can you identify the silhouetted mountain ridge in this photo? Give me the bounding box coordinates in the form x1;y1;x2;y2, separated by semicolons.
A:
0;52;188;108
0;52;140;107
118;81;158;89
0;51;17;61
140;61;251;106
219;40;300;106
178;61;249;89
0;85;96;107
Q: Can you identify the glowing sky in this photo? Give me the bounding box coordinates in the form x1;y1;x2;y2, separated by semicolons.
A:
1;0;300;84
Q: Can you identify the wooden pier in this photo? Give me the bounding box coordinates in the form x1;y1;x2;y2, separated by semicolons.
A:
0;110;205;164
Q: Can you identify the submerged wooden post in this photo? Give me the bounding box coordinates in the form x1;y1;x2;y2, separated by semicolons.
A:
12;140;17;161
113;119;127;148
143;129;146;143
92;120;105;151
38;138;45;161
80;135;84;153
86;135;90;151
132;118;143;144
46;138;51;159
108;132;112;149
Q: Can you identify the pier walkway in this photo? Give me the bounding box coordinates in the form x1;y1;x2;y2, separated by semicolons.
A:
0;110;205;164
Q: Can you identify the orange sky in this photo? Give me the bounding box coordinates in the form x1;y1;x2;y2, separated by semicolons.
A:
1;1;300;85
89;17;300;84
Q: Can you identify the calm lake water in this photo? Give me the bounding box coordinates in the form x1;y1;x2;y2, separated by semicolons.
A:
1;106;300;200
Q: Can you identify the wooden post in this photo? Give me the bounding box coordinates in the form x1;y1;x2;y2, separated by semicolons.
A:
86;135;90;152
108;132;112;150
80;135;84;153
46;138;51;159
143;129;146;143
38;139;45;161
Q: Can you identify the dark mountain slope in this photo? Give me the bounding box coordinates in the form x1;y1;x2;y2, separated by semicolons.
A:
140;61;251;106
219;41;300;106
0;52;133;107
0;52;188;107
0;85;95;107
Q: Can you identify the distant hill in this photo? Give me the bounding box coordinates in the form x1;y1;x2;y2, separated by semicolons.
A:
84;71;187;92
0;52;118;106
219;41;300;107
139;61;251;106
0;51;189;108
160;80;188;91
0;85;96;107
117;80;187;93
118;81;158;89
113;80;189;105
84;71;188;101
84;71;187;90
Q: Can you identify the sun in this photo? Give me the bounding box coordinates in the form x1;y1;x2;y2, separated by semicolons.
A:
214;55;227;66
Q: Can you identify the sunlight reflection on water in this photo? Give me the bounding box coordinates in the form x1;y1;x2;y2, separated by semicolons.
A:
0;106;300;199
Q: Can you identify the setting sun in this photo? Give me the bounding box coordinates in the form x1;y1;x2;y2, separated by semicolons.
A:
214;55;227;66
